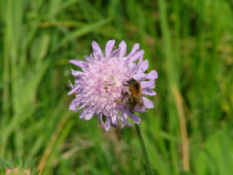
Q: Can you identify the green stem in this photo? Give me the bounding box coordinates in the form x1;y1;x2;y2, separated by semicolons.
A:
135;124;153;175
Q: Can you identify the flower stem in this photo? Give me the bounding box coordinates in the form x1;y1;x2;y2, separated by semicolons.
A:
135;124;153;175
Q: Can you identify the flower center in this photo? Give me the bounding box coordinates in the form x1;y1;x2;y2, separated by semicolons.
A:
82;57;130;111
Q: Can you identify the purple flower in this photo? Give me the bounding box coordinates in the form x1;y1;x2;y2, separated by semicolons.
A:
68;40;157;131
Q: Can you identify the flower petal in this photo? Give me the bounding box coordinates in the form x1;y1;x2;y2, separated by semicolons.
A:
69;100;80;111
110;48;120;57
142;89;156;96
105;40;115;58
141;79;155;89
133;56;143;73
130;50;145;62
69;60;87;68
120;113;133;127
126;110;141;124
85;111;95;120
75;103;86;112
68;85;80;95
119;41;127;57
92;41;103;56
84;56;93;63
79;108;87;119
128;43;139;58
104;117;111;131
111;115;118;127
129;62;137;70
147;70;158;79
71;69;83;76
80;108;95;120
98;114;104;126
137;60;149;73
142;97;154;108
68;40;157;131
134;107;147;113
133;73;147;81
68;80;74;88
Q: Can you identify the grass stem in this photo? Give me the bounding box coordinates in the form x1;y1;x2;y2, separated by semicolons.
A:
135;124;153;175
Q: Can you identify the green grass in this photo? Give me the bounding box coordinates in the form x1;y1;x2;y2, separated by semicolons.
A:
0;0;233;174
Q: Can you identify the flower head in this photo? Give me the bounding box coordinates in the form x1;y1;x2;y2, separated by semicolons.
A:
5;168;31;175
68;40;157;131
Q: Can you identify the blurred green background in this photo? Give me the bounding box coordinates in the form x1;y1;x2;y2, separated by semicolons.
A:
0;0;233;174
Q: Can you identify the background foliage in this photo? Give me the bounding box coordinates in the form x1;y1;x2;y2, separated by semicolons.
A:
0;0;233;174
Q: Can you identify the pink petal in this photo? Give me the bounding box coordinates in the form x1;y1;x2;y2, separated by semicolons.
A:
147;70;158;79
69;60;87;68
142;89;156;96
75;103;86;112
133;56;143;73
123;120;133;127
92;41;103;56
104;117;111;131
119;41;127;57
68;80;74;88
71;69;83;76
133;73;147;81
69;100;79;110
110;48;120;57
128;43;139;58
126;110;141;124
79;109;86;119
129;62;137;70
142;97;154;109
134;107;147;113
141;79;155;89
111;115;118;127
120;113;133;127
105;40;115;58
85;111;95;120
80;108;95;120
137;60;149;73
84;56;93;63
98;114;104;126
68;85;80;95
130;50;145;62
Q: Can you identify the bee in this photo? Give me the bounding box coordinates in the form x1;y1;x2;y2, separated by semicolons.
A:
125;78;144;110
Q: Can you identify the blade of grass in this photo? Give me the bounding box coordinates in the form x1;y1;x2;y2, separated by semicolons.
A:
52;17;113;52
